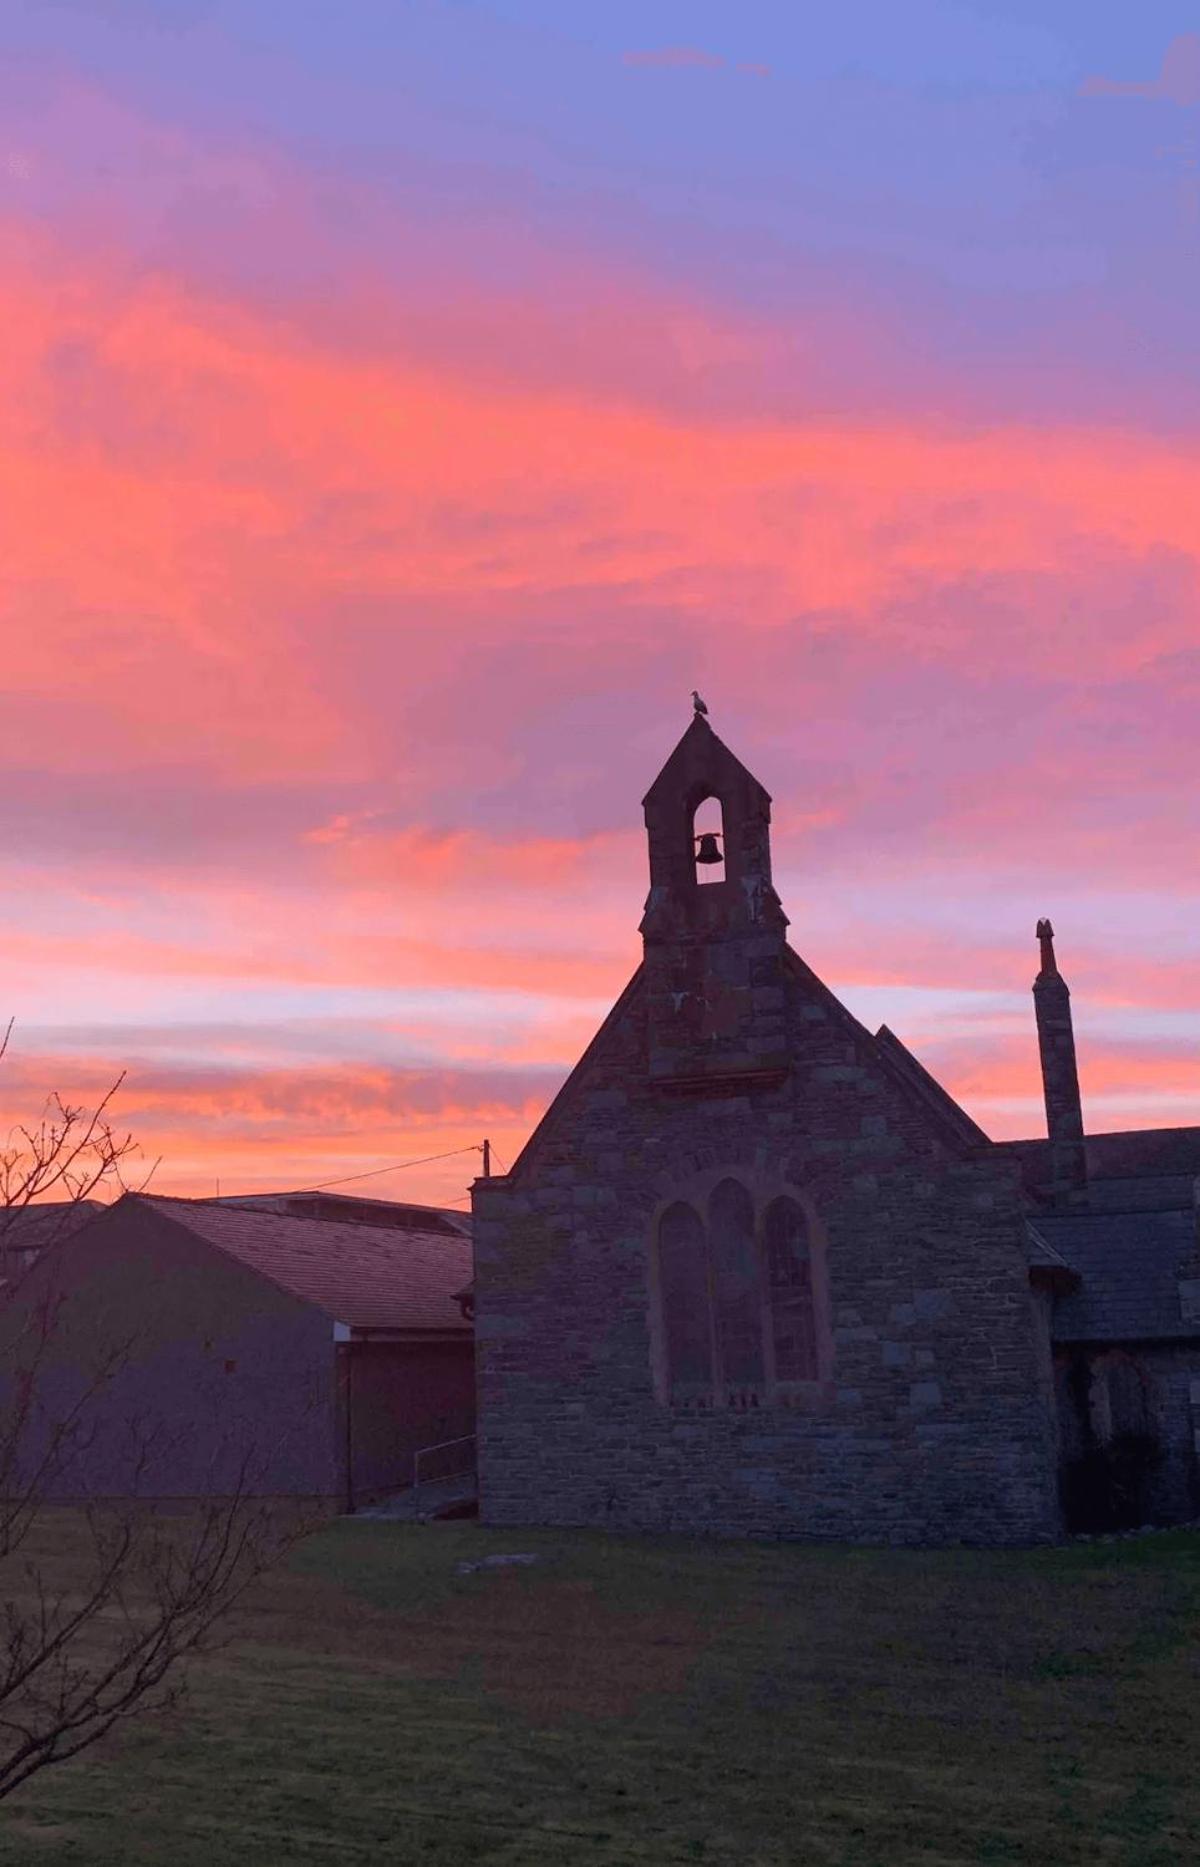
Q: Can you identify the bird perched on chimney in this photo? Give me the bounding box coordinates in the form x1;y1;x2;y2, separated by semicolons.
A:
692;690;709;717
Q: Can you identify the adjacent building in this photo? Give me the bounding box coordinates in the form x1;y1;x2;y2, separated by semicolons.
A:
0;1190;474;1508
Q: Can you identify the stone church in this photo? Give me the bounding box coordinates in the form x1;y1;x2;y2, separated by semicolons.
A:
471;712;1200;1544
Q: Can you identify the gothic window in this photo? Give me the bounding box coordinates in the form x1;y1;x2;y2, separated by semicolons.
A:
710;1178;764;1391
764;1196;818;1383
655;1181;822;1407
657;1201;712;1402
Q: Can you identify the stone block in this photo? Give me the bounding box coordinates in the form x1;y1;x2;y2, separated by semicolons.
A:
476;1314;530;1340
909;1381;942;1411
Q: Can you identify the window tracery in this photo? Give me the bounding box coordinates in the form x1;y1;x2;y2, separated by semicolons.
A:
654;1178;823;1407
764;1196;818;1383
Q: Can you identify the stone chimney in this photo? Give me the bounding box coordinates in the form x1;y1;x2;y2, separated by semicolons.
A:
1033;919;1087;1207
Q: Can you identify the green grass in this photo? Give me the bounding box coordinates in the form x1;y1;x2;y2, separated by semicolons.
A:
3;1517;1200;1864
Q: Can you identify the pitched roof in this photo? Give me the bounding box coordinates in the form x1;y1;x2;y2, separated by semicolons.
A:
780;953;989;1154
0;1200;106;1252
872;1022;990;1150
1000;1127;1200;1212
211;1189;470;1237
133;1194;472;1334
1031;1209;1199;1343
1084;1126;1200;1179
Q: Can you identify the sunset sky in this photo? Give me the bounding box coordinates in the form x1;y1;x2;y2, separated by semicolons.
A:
2;2;1199;1208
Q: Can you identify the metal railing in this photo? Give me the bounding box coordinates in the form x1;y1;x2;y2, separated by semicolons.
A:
412;1434;476;1500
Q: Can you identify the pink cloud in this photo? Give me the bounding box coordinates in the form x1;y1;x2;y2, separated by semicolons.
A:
0;83;1197;1191
927;1029;1200;1129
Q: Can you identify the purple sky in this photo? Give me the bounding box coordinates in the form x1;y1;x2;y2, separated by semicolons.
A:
2;3;1198;1202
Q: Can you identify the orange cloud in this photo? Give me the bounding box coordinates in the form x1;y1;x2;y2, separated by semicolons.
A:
4;215;1200;815
917;1030;1200;1133
0;1047;549;1204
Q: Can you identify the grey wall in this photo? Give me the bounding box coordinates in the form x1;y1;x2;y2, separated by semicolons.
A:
0;1202;340;1500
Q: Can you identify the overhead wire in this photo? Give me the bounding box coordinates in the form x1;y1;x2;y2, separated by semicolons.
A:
296;1144;483;1192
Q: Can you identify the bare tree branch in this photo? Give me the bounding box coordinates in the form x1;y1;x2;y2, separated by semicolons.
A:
0;1024;316;1800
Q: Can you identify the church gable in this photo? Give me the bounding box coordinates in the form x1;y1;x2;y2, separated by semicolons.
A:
472;708;1062;1547
504;965;647;1185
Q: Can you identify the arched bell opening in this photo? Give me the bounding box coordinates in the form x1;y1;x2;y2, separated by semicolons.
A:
691;794;726;885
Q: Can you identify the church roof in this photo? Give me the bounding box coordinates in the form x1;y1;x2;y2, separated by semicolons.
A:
1032;1208;1198;1344
1084;1126;1200;1179
871;1022;990;1150
779;952;988;1153
1000;1125;1200;1212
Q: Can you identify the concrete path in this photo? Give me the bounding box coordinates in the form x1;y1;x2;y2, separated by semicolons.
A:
353;1473;478;1521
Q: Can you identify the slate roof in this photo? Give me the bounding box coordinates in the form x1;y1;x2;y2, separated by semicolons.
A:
213;1189;470;1237
1084;1126;1200;1180
1082;1175;1198;1215
133;1194;473;1334
1030;1209;1199;1344
1001;1126;1200;1209
0;1200;106;1251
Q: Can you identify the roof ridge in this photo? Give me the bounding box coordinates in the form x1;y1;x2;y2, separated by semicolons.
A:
143;1197;472;1333
135;1192;466;1238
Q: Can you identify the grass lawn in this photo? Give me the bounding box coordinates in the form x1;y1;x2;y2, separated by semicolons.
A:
2;1514;1199;1864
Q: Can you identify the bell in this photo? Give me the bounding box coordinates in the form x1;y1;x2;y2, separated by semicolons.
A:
694;832;723;865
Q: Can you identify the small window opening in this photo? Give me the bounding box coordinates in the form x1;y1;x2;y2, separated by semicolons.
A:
692;797;726;885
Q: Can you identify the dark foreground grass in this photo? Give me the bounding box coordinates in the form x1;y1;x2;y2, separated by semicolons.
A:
2;1515;1199;1865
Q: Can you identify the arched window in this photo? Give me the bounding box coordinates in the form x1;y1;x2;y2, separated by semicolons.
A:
709;1178;764;1390
1090;1352;1153;1443
691;795;726;885
657;1202;712;1401
654;1181;823;1407
764;1197;817;1383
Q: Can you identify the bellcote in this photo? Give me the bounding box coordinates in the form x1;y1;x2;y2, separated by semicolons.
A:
639;713;787;945
639;713;789;1085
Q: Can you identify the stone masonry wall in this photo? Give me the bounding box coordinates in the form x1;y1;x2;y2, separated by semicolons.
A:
473;958;1063;1547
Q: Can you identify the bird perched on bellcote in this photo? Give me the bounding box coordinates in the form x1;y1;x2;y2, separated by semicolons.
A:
692;690;709;716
